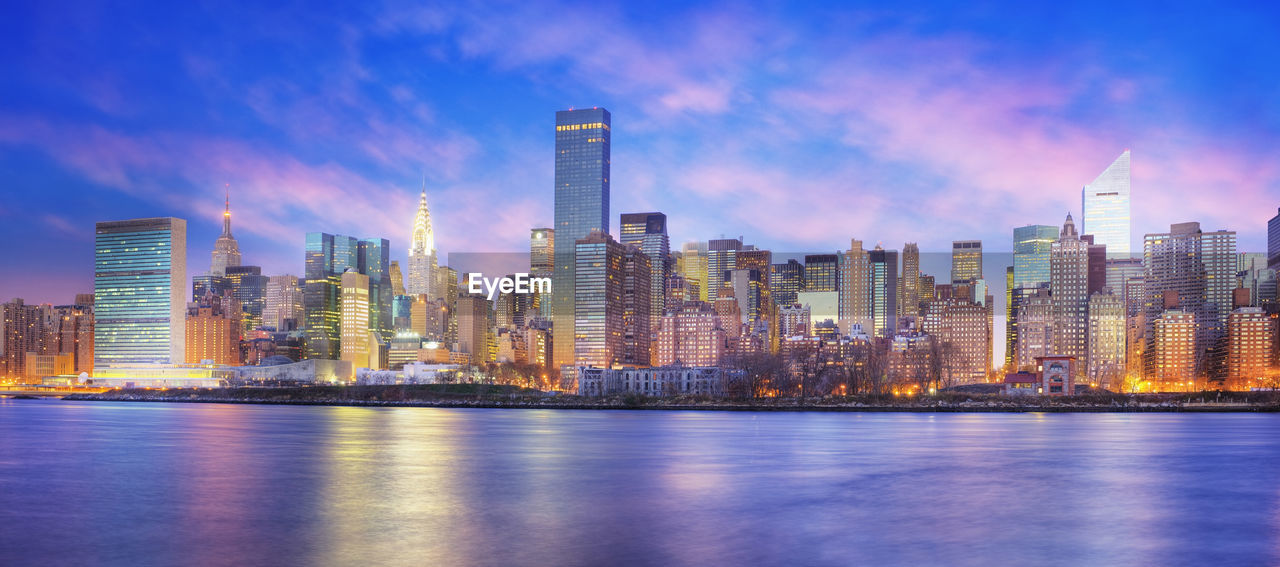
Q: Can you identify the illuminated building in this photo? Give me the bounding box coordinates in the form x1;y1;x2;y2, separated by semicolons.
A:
551;108;611;370
1086;291;1125;388
23;352;73;383
1152;309;1197;387
94;217;187;367
1;299;48;378
340;269;371;372
771;259;804;306
735;249;773;322
264;275;304;332
778;303;810;337
918;275;936;304
573;231;625;368
1036;355;1076;396
185;293;242;365
839;239;871;335
1142;222;1237;380
620;245;652;366
1081;150;1132;257
456;294;490;366
1013;225;1058;288
707;238;743;302
1051;213;1090;370
901;243;920;317
303;233;392;360
1105;258;1145;316
869;246;899;337
620;212;669;330
407;184;438;298
656;304;725;366
922;298;991;384
389;260;406;296
225;265;267;331
1226;307;1275;389
681;241;709;302
209;190;241;277
951;240;983;289
804;253;839;292
577;366;735;397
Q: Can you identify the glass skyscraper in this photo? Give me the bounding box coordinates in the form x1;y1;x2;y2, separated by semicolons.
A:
551;107;611;369
94;217;187;367
1081;150;1132;257
303;233;392;361
1013;225;1059;288
620;212;669;326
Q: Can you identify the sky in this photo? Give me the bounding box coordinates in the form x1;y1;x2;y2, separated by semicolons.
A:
2;0;1279;310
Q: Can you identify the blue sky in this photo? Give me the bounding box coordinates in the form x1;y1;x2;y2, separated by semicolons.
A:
2;0;1279;305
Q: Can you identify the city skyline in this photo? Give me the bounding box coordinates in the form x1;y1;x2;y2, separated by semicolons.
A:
3;2;1278;305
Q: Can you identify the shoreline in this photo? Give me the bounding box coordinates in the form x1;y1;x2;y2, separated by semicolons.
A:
56;392;1280;413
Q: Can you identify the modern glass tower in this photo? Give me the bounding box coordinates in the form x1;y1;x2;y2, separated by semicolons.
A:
869;246;899;337
94;217;187;367
1012;225;1059;288
551;107;611;369
1081;150;1132;257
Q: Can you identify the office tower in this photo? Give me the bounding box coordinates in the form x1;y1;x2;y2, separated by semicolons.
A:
531;228;555;276
804;254;839;292
407;186;437;298
727;269;765;325
1013;225;1059;288
264;275;304;332
918;275;936;305
1152;309;1196;386
1237;253;1278;308
304;233;357;359
735;249;773;323
573;231;625;368
707;238;743;302
1081;150;1132;257
681;241;709;302
94;217;187;367
1105;258;1145;315
210;190;241;277
1226;307;1275;389
185;293;241;365
1051;214;1090;369
771;259;804;306
1270;208;1280;271
340;269;370;372
901;243;920;316
192;275;230;301
951;240;983;287
389;261;406;296
869;246;899;337
1016;289;1054;370
1005;266;1016;368
1142;222;1237;380
620;212;669;328
839;239;871;334
357;238;394;345
551;107;611;370
656;305;725;366
620;246;652;366
1087;291;1125;388
225;265;267;331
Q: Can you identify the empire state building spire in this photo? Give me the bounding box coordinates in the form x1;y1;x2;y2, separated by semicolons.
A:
210;184;242;277
407;174;438;297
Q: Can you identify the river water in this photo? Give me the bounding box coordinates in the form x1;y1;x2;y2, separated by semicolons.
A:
1;399;1277;566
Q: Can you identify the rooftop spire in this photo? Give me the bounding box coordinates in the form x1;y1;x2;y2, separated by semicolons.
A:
222;183;232;237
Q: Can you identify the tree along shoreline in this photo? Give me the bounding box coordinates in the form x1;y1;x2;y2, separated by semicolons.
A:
55;385;1280;413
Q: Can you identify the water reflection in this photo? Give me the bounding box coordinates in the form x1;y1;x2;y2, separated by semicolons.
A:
1;402;1278;566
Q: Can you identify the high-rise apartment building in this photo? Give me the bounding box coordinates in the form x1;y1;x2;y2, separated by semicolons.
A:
264;275;304;332
94;217;187;367
655;305;724;366
1152;309;1197;386
185;293;241;366
1015;289;1053;371
839;239;871;335
1081;150;1132;257
1087;291;1125;388
901;243;920;317
1226;307;1275;389
551;107;611;370
1142;222;1237;380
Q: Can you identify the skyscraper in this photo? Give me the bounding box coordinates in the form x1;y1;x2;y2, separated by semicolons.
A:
407;184;437;298
551;107;611;370
1087;291;1125;388
1051;213;1090;370
681;241;709;302
574;230;624;368
620;212;669;328
620;245;652;366
839;239;871;334
225;265;267;331
1081;150;1132;257
1142;222;1237;380
210;189;241;277
951;240;983;287
869;246;899;337
304;232;357;360
804;254;840;292
901;243;920;316
94;217;187;367
1268;207;1280;271
771;259;804;306
340;269;370;373
264;275;304;332
1013;225;1059;288
706;238;743;302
